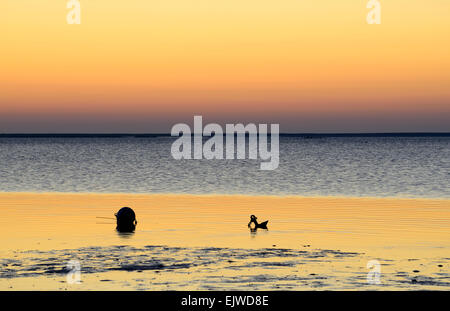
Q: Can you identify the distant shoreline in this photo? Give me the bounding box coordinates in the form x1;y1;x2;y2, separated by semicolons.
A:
0;133;449;138
0;192;448;201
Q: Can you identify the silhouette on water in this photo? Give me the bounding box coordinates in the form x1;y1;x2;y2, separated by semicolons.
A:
248;215;269;231
115;207;137;232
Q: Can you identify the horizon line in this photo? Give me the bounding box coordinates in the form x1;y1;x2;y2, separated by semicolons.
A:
0;132;449;137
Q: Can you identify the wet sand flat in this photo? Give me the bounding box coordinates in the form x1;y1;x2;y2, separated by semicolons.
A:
0;193;449;290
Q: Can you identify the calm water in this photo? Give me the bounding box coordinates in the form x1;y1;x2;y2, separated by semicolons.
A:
0;135;449;198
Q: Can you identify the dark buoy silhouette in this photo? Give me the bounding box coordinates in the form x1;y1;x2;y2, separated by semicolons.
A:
248;215;268;230
115;207;137;232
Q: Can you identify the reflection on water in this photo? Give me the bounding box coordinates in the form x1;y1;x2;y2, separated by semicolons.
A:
0;136;448;198
249;228;269;235
1;245;449;290
0;193;449;290
116;231;135;239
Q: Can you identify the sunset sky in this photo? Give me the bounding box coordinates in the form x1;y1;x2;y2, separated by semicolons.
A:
1;0;449;133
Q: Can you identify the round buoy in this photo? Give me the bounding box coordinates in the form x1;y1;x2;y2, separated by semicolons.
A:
115;207;137;232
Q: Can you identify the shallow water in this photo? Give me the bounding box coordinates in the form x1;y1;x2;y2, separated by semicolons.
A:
0;193;448;290
0;136;449;198
2;245;448;290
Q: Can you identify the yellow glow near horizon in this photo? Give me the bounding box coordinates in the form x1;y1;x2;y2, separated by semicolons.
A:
1;1;449;132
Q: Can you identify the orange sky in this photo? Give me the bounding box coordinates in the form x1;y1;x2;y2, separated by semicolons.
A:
1;1;449;132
